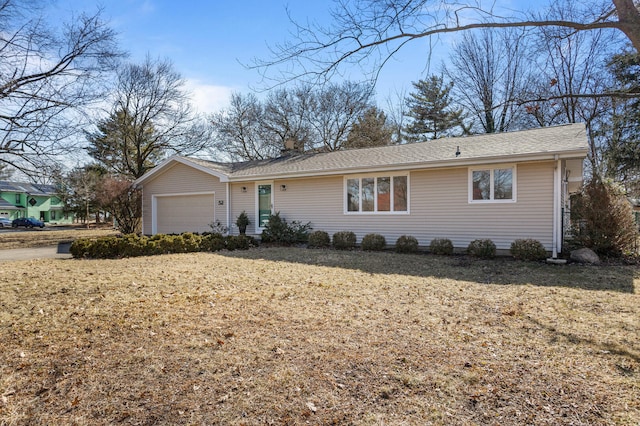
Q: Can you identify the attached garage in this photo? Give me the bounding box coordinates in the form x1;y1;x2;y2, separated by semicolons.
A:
153;192;216;234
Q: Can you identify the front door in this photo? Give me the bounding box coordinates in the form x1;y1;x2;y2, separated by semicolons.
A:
257;183;273;231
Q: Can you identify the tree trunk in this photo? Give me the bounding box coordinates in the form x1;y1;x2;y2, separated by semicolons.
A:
613;0;640;52
86;200;90;229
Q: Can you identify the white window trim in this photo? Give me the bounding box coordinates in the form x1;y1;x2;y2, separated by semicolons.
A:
344;173;410;214
468;165;517;203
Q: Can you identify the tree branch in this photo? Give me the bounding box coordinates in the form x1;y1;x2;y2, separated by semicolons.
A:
252;0;639;88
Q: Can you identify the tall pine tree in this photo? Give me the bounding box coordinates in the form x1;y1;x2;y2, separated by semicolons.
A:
404;75;464;141
345;106;393;149
604;50;640;195
86;110;159;179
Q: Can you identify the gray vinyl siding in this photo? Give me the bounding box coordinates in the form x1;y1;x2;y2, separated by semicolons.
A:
142;160;556;249
261;161;555;250
409;162;554;250
273;176;344;231
141;162;227;235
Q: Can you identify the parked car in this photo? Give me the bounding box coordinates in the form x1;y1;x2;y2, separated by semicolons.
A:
0;217;12;228
12;217;45;228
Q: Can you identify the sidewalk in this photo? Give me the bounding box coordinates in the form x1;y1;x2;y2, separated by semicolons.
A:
0;243;72;262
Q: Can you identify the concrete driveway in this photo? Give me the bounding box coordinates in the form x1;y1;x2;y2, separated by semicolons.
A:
0;243;72;262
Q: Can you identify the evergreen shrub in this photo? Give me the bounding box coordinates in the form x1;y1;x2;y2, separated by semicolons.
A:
333;231;357;250
260;212;312;244
361;233;386;251
70;232;255;259
429;238;454;255
308;230;331;248
467;239;496;259
510;239;548;261
395;235;419;254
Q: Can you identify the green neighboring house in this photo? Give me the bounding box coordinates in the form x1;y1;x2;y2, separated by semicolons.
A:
0;181;73;224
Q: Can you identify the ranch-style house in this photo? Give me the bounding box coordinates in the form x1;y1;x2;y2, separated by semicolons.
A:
134;123;588;258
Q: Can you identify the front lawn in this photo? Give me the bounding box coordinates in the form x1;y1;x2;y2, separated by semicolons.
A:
0;248;637;425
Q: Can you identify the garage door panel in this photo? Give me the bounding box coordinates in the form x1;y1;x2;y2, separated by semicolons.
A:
156;194;215;234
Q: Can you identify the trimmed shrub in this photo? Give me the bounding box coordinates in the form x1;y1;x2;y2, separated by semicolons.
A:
200;233;226;252
467;239;496;259
149;234;192;254
70;232;255;259
226;235;256;251
333;231;357;250
117;234;149;258
84;236;121;258
261;212;312;245
308;230;331;248
180;233;203;252
511;239;548;261
395;235;419;254
69;238;93;258
361;233;386;251
429;238;454;255
69;234;148;259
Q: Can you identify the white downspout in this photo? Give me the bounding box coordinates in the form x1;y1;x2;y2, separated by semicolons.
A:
136;185;144;234
226;182;230;235
552;157;561;258
151;195;157;235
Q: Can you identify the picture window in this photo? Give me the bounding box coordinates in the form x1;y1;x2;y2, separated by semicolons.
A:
346;175;408;213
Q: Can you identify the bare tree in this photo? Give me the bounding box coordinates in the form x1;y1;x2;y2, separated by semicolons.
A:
445;28;532;133
263;81;373;152
384;88;409;144
0;0;121;175
58;164;106;227
94;176;141;234
211;92;278;161
212;82;373;159
308;81;374;151
525;1;617;171
0;164;14;180
87;57;212;179
254;0;639;99
263;85;315;152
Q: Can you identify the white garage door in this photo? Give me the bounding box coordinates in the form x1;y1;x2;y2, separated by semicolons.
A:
155;194;215;234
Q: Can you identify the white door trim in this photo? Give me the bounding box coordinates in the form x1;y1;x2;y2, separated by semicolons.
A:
254;181;274;233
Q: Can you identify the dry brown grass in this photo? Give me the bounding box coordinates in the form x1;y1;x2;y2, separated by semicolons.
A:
0;247;638;425
0;226;118;250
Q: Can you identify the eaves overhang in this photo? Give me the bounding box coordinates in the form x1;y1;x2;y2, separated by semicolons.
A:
134;155;231;187
224;148;589;182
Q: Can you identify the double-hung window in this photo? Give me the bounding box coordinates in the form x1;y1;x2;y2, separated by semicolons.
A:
346;175;408;213
469;166;516;202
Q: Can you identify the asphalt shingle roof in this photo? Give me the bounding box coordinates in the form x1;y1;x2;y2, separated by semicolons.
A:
0;181;57;195
166;123;588;182
0;198;20;210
